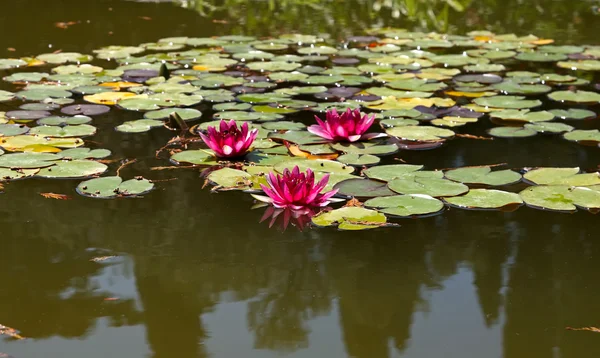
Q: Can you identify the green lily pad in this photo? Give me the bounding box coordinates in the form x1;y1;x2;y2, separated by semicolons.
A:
252;105;298;114
548;90;600;104
386;78;448;92
473;95;542;109
0;90;15;102
445;166;522;186
16;89;73;101
515;51;567;62
52;64;103;75
207;168;252;188
0;167;40;180
36;52;93;64
267;71;309;82
274;159;354;175
379;118;420;128
246;61;301;72
386;126;454;141
268;131;328;145
557;60;600;71
115;119;164;133
0;135;83;151
30;124;97;138
0;58;27;69
298;144;337;155
490;109;555;123
37;160;107;179
311;207;387;231
37;115;92;126
0;152;60;169
388;177;469;197
330;141;397;156
492;81;551;95
3;72;48;83
364;194;444;217
363;164;424;181
213;102;252;111
336;153;380;166
170;150;217;165
524;167;600;186
487;127;537;138
0;124;29;137
563;130;600;144
549;109;596;120
333;178;397;198
144;108;202;121
93;45;145;59
524;122;574;134
58;148;111;160
444;189;523;210
520;185;600;212
76;176;154;198
463;64;506;72
261;121;306;131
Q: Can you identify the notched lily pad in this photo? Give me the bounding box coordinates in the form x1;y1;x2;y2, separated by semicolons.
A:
445;166;522;186
77;176;154;198
334;178;396;198
444;189;523;210
364;194;444;217
311;207;388;231
520;185;600;212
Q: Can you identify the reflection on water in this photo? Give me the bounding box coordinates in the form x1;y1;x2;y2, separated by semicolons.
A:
0;0;600;357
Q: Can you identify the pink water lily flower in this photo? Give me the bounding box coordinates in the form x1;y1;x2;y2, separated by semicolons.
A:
308;108;379;142
199;119;258;158
255;166;338;210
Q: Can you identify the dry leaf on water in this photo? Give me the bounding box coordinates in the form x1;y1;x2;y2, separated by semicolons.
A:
40;193;72;200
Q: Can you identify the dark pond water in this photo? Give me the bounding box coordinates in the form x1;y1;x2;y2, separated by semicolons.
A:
1;1;600;357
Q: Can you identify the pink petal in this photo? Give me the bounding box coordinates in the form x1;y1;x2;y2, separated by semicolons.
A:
307;125;334;140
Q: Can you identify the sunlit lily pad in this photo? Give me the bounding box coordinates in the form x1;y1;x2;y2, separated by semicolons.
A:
516;51;567;62
334;178;396;198
548;90;600;104
0;124;29;137
0;135;83;151
268;131;328;145
84;91;136;105
490;109;554;123
37;160;107;179
144;108;202;121
0;167;40;180
364;194;444;217
444;189;523;210
363;164;424;181
386;126;454;141
207;168;252;189
563;130;600;144
261;121;306;131
388;177;469;197
549;109;596;120
36;52;93;64
487;127;537;138
170;150;217;165
37;115;92;126
445;166;521;186
336;153;380;166
330;141;397;156
520;185;600;212
0;152;60;168
523;167;600;186
58;148;111;160
246;61;301;72
557;60;600;71
364;96;455;110
311;207;387;231
274;159;354;174
492;81;551;95
524;122;574;134
473;95;542;109
16;89;73;101
116;119;164;133
77;176;154;198
30;124;97;138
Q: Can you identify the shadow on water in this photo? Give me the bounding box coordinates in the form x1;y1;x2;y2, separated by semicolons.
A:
0;0;600;358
